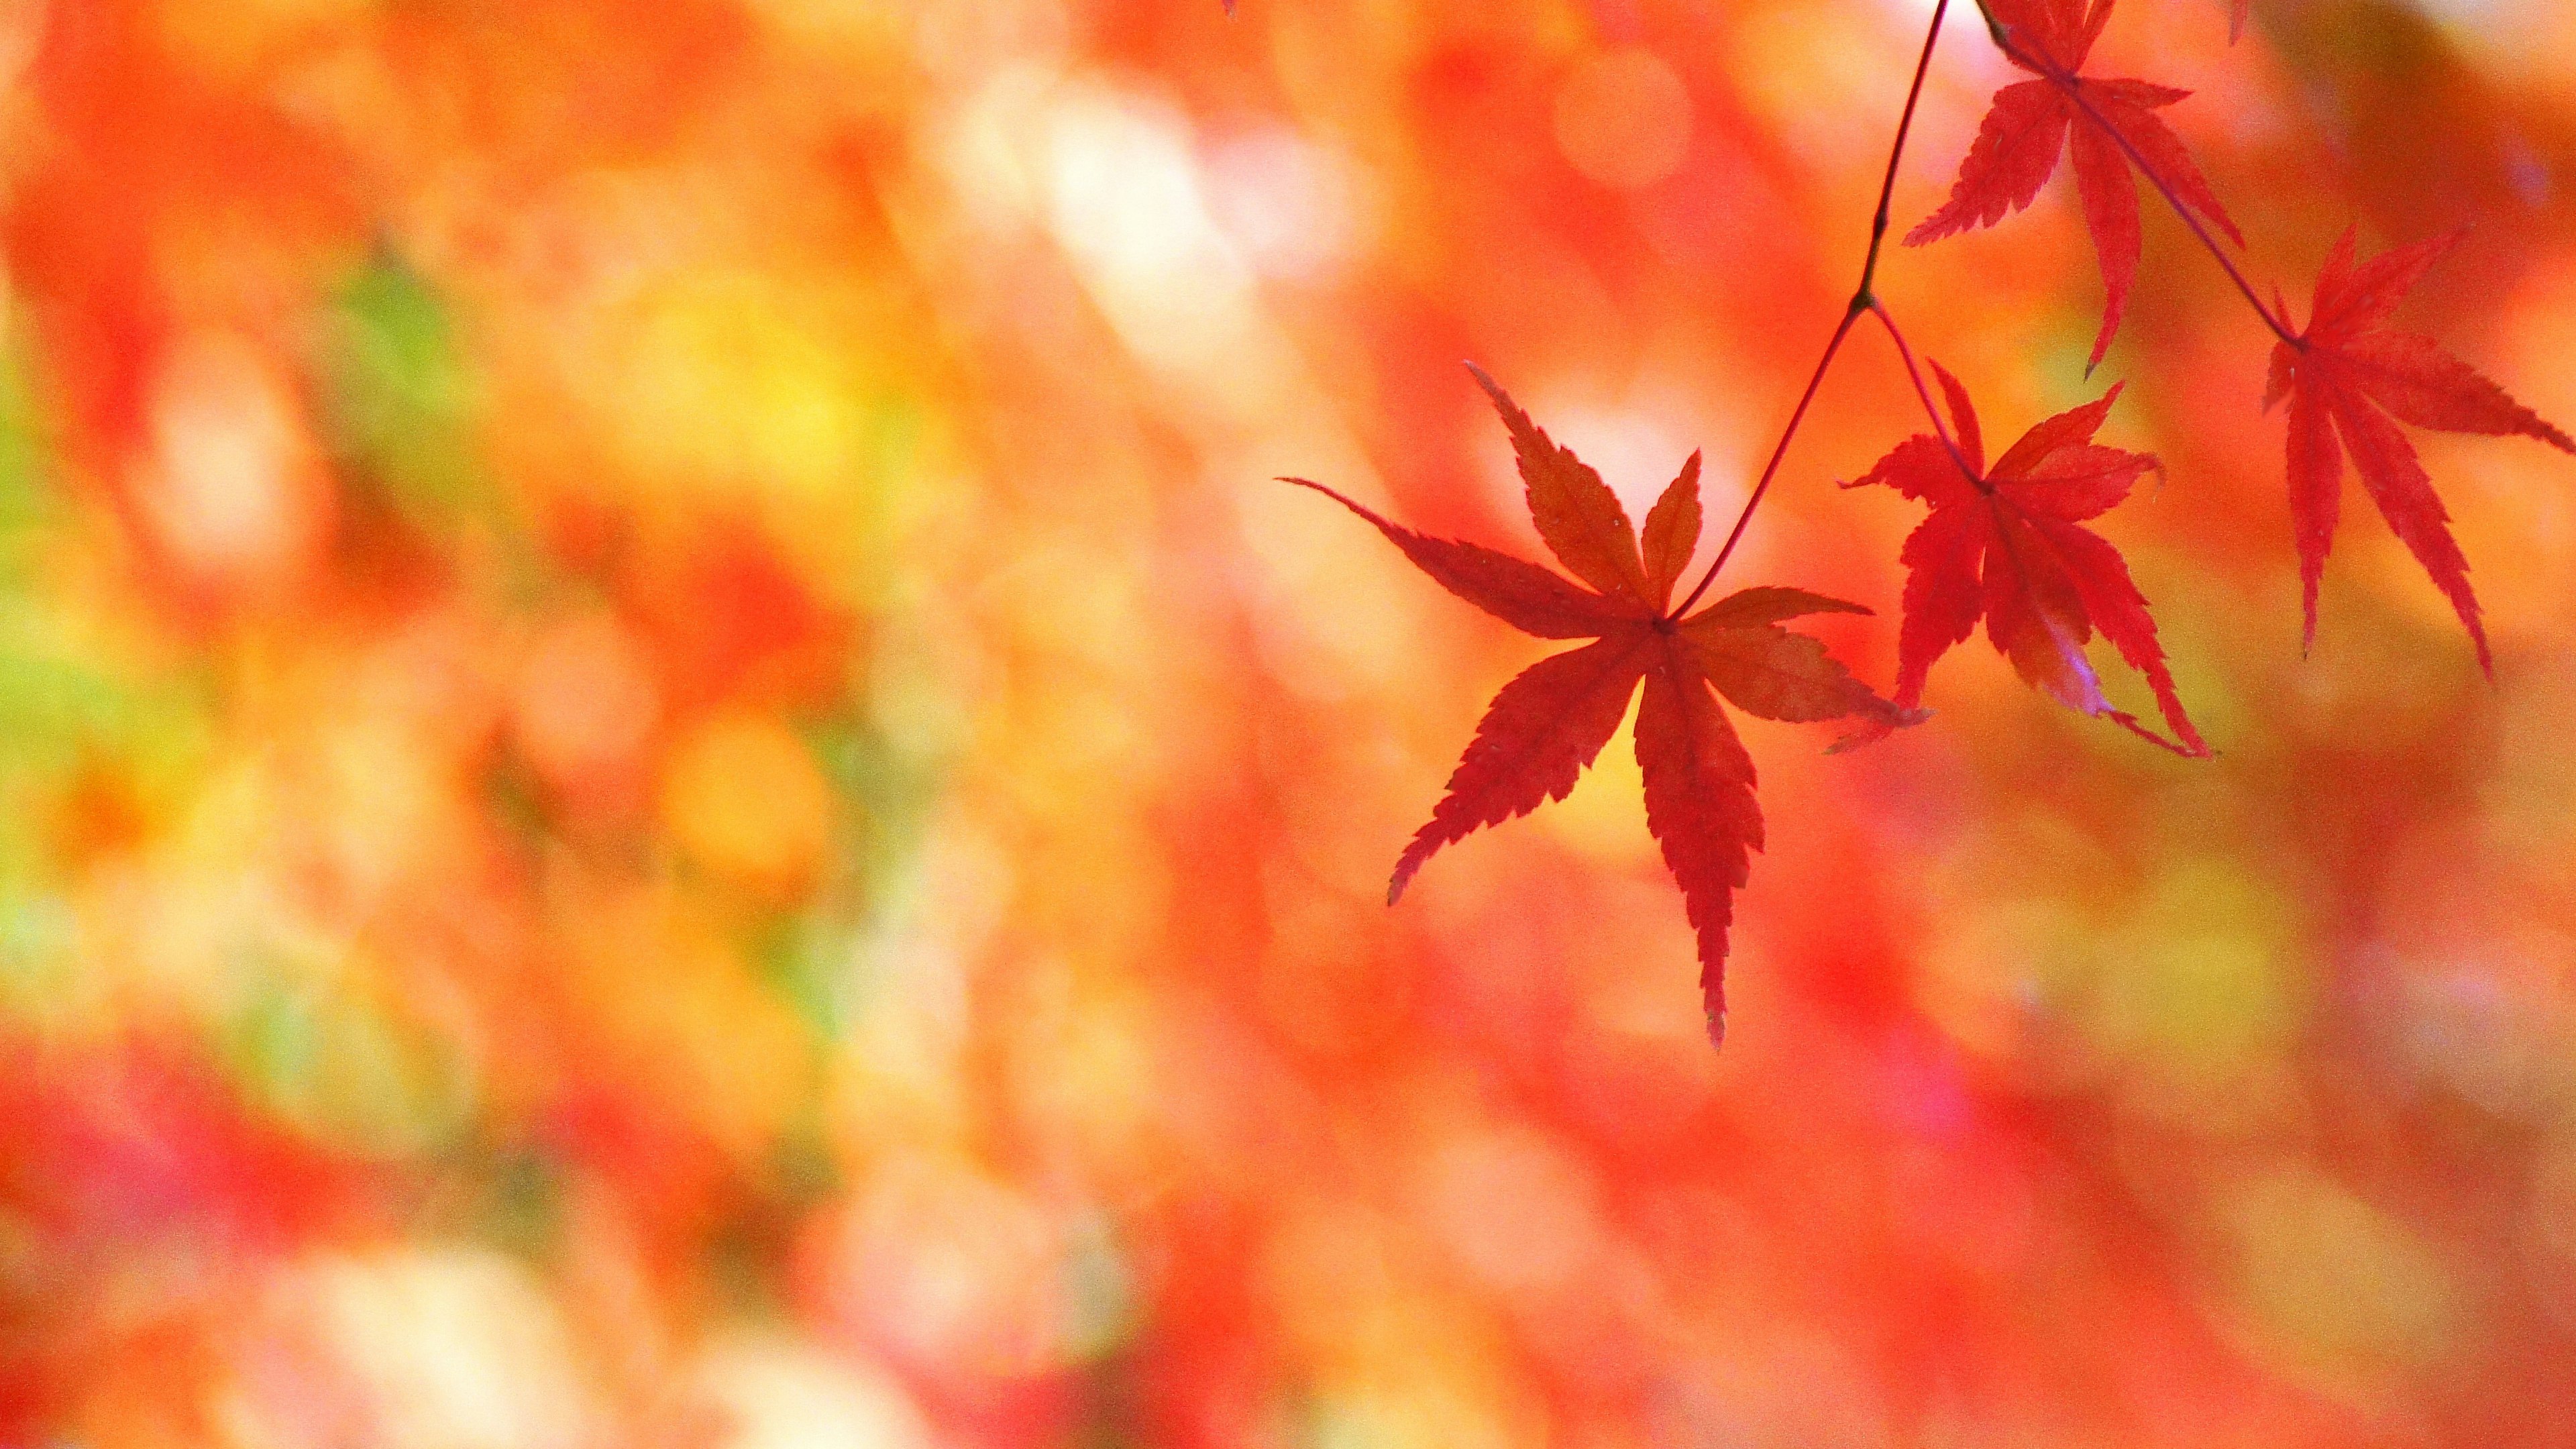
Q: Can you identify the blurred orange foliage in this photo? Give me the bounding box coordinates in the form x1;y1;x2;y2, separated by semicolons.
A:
3;0;2576;1445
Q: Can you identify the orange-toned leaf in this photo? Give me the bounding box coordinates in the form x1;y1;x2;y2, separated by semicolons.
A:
1687;585;1876;629
1640;451;1704;611
1466;363;1651;603
1680;590;1909;724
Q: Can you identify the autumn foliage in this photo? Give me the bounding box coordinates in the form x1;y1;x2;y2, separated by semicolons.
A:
2266;226;2576;669
11;0;2576;1444
1844;368;2201;754
1289;367;1917;1038
1906;0;2241;369
1295;0;2568;1041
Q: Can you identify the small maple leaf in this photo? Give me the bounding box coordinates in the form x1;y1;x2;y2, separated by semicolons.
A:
1846;360;2208;756
2264;227;2575;674
1285;366;1921;1044
1907;0;2242;371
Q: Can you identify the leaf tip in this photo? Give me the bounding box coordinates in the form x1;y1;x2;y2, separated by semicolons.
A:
1386;863;1416;907
2084;325;2118;378
1279;475;1373;521
2108;710;2202;757
1464;361;1538;438
1388;824;1446;906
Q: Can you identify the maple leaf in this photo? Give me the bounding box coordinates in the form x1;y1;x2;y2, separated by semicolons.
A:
1285;366;1922;1044
2263;227;2575;674
1907;0;2242;370
1846;360;2208;756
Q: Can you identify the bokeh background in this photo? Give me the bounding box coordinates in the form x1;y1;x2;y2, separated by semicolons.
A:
5;0;2576;1443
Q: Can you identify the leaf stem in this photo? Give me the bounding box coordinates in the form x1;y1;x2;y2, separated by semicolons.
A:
1675;0;1952;616
1678;310;1862;616
1979;12;2298;347
1866;301;1982;486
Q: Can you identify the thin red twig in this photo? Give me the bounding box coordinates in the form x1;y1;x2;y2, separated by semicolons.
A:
1678;309;1864;616
1674;0;1953;617
1866;302;1982;486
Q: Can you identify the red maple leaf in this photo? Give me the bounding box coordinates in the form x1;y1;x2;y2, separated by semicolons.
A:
2265;227;2575;674
1286;367;1921;1043
1846;360;2207;756
1906;0;2241;370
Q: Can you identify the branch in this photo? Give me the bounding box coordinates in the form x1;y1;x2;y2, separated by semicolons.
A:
1674;0;1953;616
1866;302;1982;488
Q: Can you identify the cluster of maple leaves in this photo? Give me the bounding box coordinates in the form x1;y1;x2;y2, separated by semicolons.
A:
1287;0;2571;1042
